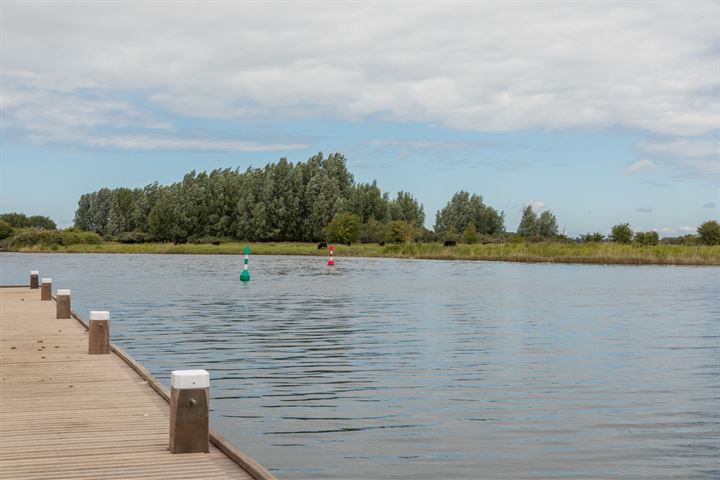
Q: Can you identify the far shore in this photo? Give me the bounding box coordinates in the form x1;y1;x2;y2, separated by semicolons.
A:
4;241;719;266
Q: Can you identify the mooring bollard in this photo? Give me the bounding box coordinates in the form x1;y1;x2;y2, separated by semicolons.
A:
40;278;52;300
169;369;210;454
30;271;39;289
88;311;110;354
56;289;71;319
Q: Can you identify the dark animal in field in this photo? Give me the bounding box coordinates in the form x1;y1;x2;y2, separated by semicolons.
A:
318;242;328;249
443;240;457;247
211;240;221;245
378;241;385;246
173;238;188;245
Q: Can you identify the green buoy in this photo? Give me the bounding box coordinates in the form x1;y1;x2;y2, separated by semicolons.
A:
240;245;250;282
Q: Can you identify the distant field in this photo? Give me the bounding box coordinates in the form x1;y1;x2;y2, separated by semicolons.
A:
8;241;720;266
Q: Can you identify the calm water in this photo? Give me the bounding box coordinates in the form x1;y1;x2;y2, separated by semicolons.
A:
1;253;718;479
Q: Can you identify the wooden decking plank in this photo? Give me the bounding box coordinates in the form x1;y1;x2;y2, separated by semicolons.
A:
0;287;271;480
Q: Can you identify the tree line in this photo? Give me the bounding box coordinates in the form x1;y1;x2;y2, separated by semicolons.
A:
72;152;509;244
4;152;717;247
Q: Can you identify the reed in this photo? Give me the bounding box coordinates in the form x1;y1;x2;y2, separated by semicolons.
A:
9;241;720;265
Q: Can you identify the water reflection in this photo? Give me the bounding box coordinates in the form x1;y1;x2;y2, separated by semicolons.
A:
1;253;718;479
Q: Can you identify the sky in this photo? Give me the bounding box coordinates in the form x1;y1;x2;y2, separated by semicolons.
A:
1;1;718;236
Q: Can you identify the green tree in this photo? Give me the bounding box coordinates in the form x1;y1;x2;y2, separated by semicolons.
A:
610;223;633;244
0;212;29;228
325;212;361;245
697;220;720;246
27;215;56;230
538;211;558;238
390;191;425;226
434;191;504;236
516;205;539;237
361;218;386;243
580;232;604;242
147;188;178;242
1;212;55;230
385;220;419;244
0;220;13;240
634;231;659;245
348;181;389;223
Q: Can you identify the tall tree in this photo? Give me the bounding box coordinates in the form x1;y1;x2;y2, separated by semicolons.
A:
516;205;539;237
434;191;504;236
537;211;558;238
390;191;425;226
348;181;389;223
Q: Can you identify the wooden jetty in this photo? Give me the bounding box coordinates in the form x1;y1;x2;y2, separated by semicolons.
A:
0;286;276;480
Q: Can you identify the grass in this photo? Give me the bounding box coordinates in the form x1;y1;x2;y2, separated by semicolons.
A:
7;241;720;266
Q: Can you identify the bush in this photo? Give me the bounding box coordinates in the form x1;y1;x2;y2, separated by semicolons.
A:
5;229;102;248
115;231;153;244
0;220;13;240
0;212;56;230
384;220;420;244
660;234;698;246
417;227;439;243
610;223;633;244
360;219;386;244
634;231;659;245
189;235;224;245
697;220;720;246
580;232;604;242
325;212;362;245
461;224;480;244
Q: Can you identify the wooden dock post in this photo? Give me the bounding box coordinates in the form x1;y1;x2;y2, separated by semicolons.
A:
88;310;110;354
40;278;52;300
56;289;71;319
170;370;210;454
30;271;39;289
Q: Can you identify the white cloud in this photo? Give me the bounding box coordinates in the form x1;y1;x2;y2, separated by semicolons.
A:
70;135;307;152
636;138;720;177
1;1;717;141
636;206;653;213
625;159;656;175
702;202;716;209
0;83;306;151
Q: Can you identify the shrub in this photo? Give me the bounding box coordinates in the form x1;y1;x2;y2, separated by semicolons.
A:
417;227;439;243
0;220;13;240
660;234;698;246
5;229;102;248
360;218;386;243
610;223;633;244
384;220;420;244
0;212;56;229
697;220;720;246
461;224;480;244
325;212;362;245
580;232;604;242
116;231;153;244
634;231;659;245
189;235;223;245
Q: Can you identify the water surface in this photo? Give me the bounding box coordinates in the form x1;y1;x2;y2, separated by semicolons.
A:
1;253;718;479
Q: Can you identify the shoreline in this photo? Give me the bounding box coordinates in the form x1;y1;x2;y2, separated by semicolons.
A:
3;241;719;266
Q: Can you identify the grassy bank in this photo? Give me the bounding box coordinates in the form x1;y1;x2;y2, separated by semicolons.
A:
7;241;720;265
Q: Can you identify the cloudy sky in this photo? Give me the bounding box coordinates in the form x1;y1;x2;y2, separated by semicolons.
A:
1;1;718;235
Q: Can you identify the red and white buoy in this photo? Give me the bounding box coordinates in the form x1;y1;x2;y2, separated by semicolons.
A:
327;244;335;266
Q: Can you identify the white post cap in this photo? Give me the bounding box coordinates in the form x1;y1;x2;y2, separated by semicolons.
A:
171;370;210;389
41;278;52;283
89;310;110;321
57;289;71;296
30;270;39;275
